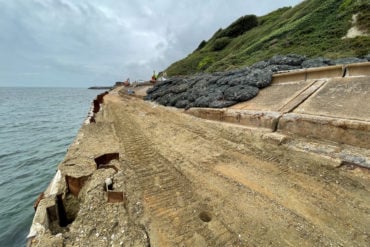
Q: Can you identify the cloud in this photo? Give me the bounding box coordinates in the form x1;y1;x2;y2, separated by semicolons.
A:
0;0;302;87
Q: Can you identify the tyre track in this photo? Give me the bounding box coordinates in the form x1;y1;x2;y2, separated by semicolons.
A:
104;99;237;246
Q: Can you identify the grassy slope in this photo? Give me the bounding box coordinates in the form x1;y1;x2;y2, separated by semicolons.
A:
166;0;370;76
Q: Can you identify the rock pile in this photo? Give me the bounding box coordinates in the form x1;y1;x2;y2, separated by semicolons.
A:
145;54;370;109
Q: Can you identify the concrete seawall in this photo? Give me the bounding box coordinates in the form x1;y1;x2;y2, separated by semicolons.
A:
186;62;370;168
27;63;370;246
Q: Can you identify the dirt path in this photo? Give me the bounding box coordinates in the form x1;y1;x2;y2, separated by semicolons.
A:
99;93;370;246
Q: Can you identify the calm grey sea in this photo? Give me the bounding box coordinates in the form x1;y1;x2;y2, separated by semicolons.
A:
0;87;104;246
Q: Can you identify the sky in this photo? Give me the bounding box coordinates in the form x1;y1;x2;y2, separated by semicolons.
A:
0;0;302;87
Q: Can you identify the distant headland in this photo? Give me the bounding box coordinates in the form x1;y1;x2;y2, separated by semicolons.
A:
88;86;112;90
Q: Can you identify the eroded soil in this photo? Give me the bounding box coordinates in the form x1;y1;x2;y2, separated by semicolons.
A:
38;90;370;246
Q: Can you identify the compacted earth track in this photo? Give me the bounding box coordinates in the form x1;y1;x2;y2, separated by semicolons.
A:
94;92;370;246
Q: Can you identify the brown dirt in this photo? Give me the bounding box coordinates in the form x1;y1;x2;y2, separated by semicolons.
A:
89;92;370;246
35;89;370;247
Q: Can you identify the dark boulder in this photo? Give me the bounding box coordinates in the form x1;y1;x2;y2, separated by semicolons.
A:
209;100;237;108
224;85;259;101
244;69;273;88
269;54;306;66
302;57;331;68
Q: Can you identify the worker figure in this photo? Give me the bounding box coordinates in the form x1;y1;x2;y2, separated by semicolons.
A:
152;70;157;81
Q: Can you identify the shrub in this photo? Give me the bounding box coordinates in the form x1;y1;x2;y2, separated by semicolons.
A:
357;4;370;32
212;37;231;51
195;40;207;51
221;15;258;38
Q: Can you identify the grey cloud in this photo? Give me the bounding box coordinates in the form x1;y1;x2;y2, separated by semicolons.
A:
0;0;302;87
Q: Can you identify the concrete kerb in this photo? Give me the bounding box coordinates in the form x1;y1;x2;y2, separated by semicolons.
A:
272;62;370;84
185;108;281;131
272;65;344;83
346;62;370;77
278;113;370;149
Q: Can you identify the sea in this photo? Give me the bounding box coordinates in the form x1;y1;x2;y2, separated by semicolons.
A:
0;87;105;247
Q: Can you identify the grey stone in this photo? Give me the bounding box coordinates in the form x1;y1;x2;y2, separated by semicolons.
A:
224;85;259;101
245;69;273;88
269;54;306;66
175;100;190;108
209;100;237;108
302;57;331;68
251;60;270;69
331;57;367;65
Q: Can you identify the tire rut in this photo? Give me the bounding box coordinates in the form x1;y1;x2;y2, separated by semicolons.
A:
105;102;237;245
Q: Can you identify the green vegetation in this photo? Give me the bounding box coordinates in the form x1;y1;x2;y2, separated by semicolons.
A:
212;37;232;51
215;15;258;38
166;0;370;76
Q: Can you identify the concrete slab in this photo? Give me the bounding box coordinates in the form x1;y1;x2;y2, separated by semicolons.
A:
294;77;370;121
231;80;314;111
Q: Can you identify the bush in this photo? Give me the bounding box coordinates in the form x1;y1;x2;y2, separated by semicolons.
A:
195;40;207;51
357;4;370;32
212;37;231;51
220;15;258;38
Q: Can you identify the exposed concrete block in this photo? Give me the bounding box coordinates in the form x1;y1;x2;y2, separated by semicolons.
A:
185;108;224;121
186;108;280;130
306;65;344;80
346;62;370;77
272;70;306;83
27;198;55;239
234;110;281;130
262;133;288;145
278;113;370;149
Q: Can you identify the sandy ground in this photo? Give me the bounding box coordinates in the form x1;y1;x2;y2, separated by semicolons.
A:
91;91;369;246
35;89;370;247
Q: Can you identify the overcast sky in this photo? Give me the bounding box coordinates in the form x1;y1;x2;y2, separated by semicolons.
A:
0;0;302;87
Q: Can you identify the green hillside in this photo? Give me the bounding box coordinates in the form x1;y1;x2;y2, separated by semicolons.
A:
166;0;370;76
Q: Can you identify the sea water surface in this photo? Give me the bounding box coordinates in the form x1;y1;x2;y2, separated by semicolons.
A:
0;87;104;246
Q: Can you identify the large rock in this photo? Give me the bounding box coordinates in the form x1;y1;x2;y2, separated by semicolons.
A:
301;57;332;68
145;54;368;109
268;54;306;66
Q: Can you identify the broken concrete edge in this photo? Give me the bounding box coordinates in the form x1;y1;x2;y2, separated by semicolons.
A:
284;136;370;170
272;62;370;83
27;153;123;245
84;91;109;125
27;135;122;245
27;170;64;240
